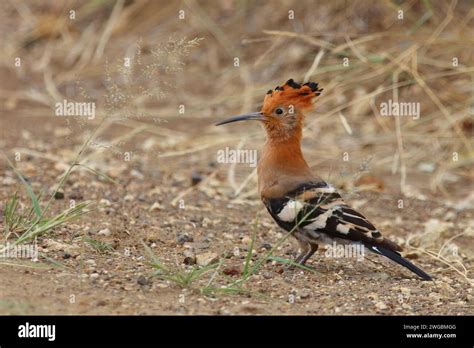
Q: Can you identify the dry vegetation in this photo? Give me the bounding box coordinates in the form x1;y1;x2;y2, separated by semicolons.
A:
0;0;473;315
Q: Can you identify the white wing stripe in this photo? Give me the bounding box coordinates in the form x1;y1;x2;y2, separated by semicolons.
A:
342;212;369;221
336;223;351;235
277;200;304;222
303;209;333;230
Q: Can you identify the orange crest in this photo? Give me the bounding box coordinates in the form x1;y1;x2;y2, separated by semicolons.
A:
262;79;323;114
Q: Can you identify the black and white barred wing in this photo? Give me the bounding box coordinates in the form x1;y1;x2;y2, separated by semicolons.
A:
263;181;401;250
263;181;434;280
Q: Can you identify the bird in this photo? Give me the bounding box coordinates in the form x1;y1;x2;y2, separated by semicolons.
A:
216;78;432;281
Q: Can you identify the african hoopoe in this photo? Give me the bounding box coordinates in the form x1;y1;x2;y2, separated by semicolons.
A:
216;79;432;281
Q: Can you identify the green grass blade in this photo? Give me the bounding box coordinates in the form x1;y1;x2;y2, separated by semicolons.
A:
141;241;170;273
14;201;94;244
243;226;257;277
267;256;316;273
72;163;118;184
4;155;42;219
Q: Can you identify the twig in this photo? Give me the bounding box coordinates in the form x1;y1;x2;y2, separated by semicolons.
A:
304;49;325;81
93;0;125;62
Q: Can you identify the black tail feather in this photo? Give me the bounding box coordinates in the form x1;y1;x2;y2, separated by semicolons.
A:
368;245;433;281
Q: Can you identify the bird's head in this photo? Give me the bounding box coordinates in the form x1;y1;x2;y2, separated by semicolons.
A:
216;79;322;141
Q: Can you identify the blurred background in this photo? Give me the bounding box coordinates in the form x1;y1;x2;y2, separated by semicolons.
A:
0;0;473;315
1;0;472;197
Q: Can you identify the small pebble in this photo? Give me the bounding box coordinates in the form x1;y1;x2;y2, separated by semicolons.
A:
137;275;151;286
191;171;203;186
149;202;163;211
177;234;193;245
184;256;196;265
98;228;111;236
183;249;196;265
196;252;219;266
223;267;241;276
85;259;96;266
124;194;134;201
54;191;64;199
300;290;311;299
241;236;252;245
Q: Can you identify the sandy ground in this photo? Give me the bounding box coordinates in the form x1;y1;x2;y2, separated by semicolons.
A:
0;113;472;315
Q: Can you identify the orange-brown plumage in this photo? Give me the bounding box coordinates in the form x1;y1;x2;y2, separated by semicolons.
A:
257;79;323;198
259;80;322;143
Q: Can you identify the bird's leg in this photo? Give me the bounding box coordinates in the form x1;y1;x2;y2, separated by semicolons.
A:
296;243;318;265
292;241;310;265
294;242;310;264
286;242;318;271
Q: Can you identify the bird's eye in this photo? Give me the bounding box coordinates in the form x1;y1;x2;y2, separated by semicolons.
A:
275;107;284;115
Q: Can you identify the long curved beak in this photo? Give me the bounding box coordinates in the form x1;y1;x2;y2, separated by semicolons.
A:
215;112;263;126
